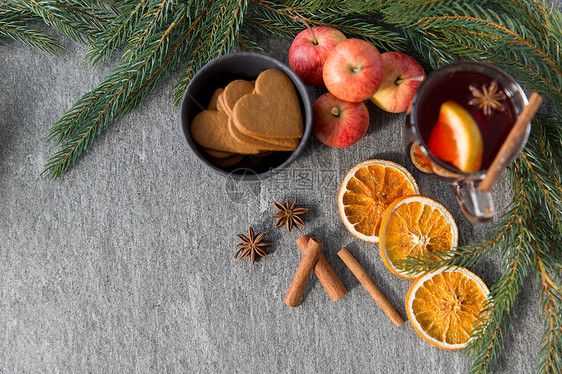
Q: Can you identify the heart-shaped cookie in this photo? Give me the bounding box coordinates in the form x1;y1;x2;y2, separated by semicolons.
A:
232;120;301;148
228;117;296;152
190;110;260;154
207;88;224;110
233;69;303;139
211;154;244;168
217;92;229;114
223;80;255;115
204;148;232;158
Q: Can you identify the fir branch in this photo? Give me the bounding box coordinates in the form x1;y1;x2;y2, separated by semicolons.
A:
86;0;151;66
43;4;192;178
247;0;406;52
171;43;204;107
172;0;248;105
235;33;264;53
268;0;342;12
533;214;562;373
467;165;537;373
488;0;553;39
124;2;215;111
516;116;562;240
468;245;533;374
520;148;562;234
197;0;248;61
84;0;121;16
12;0;111;44
343;0;392;14
122;0;179;61
402;29;456;69
0;4;62;54
383;0;562;111
536;274;562;374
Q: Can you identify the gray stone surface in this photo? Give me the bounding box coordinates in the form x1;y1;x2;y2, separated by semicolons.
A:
0;30;543;374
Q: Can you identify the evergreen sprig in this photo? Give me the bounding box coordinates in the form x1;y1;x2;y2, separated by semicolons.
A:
383;0;562;112
0;2;62;54
246;0;406;53
2;1;562;372
535;222;562;373
43;1;197;178
85;0;152;66
172;0;249;105
466;159;538;373
11;0;113;44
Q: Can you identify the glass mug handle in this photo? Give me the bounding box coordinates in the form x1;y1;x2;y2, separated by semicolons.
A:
452;179;494;222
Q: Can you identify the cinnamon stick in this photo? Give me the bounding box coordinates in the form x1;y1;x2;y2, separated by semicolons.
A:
296;235;347;301
284;237;322;308
337;248;405;327
478;92;542;192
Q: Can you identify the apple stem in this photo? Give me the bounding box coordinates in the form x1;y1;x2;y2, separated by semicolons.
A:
331;107;340;117
294;15;318;45
395;75;425;85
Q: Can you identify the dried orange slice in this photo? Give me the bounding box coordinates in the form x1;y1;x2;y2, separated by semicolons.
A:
406;267;490;350
379;195;458;278
409;142;434;174
338;160;419;243
410;142;459;178
427;100;483;172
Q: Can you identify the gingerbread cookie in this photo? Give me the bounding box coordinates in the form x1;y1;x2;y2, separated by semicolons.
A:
207;88;224;110
190;110;259;154
228;117;296;152
216;92;229;114
190;70;303;169
233;69;303;139
232;121;301;148
223;80;255;115
204;148;232;158
210;154;244;168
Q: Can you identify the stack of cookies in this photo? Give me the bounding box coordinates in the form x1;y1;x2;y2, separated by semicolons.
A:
191;69;304;167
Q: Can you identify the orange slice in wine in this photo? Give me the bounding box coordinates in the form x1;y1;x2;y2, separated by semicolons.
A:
428;100;483;172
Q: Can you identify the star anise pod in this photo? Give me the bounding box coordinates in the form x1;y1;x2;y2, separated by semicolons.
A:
234;226;272;264
271;199;309;234
468;80;506;116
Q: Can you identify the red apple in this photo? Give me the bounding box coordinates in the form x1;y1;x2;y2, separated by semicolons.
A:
322;38;384;102
370;51;426;113
289;26;347;87
312;92;370;148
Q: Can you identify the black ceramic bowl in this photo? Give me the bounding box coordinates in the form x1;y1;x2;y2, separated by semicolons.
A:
180;52;313;181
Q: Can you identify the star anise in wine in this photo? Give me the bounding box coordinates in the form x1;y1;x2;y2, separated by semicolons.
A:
271;199;309;234
468;80;506;116
233;226;272;264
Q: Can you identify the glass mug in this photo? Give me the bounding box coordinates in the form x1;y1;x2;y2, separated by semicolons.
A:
405;61;529;222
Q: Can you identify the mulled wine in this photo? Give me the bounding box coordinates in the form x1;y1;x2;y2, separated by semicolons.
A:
405;61;529;222
413;69;517;170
